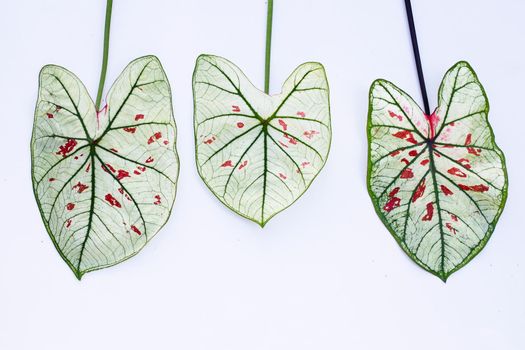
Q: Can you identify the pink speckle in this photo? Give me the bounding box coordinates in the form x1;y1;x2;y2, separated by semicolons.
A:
425;112;440;139
296;111;305;118
301;161;310;168
163;140;169;145
284;134;297;145
279;173;287;180
278;119;288;131
446;223;458;235
303;130;319;139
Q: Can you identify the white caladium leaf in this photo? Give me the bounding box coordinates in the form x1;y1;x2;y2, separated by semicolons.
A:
31;56;179;279
193;55;331;227
367;61;508;281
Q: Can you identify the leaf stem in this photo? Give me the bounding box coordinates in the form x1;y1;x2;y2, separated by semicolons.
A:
404;0;430;115
264;0;274;94
95;0;113;111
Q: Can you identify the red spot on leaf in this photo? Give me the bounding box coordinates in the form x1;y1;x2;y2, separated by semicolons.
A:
72;182;88;193
390;150;401;157
392;130;418;144
284;134;297;145
278;119;288;131
400;168;414;179
105;193;122;208
400;158;410;165
303;130;319;139
451;214;458;222
232;105;241;113
279;173;287;180
56;139;78;157
408;150;418;157
458;184;489;193
301;161;310;168
221;160;233;167
145;156;154;164
238;160;248;170
135;114;144;121
110;148;118;153
66;219;72;228
279;141;288;148
85;163;91;173
204;136;216;145
237;122;245;128
154;195;161;205
137;166;146;172
102;163;116;173
46;113;54;119
49;178;56;182
440;185;453;196
124;127;136;134
412;179;426;203
131;225;142;235
465;133;481;156
420;159;430;166
118;188;132;201
147;132;162;145
422;202;434;221
66;203;75;211
296;111;305;118
163;140;169;145
388;110;403;121
446;223;458;235
383;187;401;212
447;167;467;178
116;169;130;180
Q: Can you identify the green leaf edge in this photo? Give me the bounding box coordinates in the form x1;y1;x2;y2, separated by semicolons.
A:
192;53;332;228
365;60;509;282
30;55;180;280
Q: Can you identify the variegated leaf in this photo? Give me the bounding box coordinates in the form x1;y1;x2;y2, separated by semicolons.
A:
193;55;331;226
31;56;179;279
367;61;507;281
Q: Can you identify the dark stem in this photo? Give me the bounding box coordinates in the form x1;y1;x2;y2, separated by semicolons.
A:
95;0;113;111
264;0;274;94
404;0;430;115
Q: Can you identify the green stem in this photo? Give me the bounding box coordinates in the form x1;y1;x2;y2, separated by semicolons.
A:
264;0;273;94
95;0;113;111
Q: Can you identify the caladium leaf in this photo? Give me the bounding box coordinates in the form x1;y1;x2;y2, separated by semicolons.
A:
367;61;507;281
31;56;179;279
193;55;331;227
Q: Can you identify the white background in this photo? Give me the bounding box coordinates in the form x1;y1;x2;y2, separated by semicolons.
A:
1;0;524;349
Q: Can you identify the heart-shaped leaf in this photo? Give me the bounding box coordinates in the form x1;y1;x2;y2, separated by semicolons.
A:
367;61;507;281
31;55;179;279
193;55;331;227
